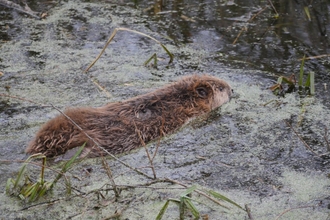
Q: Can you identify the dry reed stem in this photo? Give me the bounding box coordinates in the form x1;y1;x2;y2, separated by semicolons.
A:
324;126;330;152
0;93;51;107
284;120;321;157
91;78;112;98
134;121;157;179
84;27;173;73
232;6;269;45
298;54;330;60
267;0;278;15
245;204;254;220
101;158;120;197
0;0;41;19
274;205;315;220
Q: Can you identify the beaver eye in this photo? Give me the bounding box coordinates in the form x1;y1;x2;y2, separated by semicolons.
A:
219;86;223;92
196;87;208;98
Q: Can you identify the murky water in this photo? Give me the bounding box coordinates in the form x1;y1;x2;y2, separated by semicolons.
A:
0;0;329;219
135;0;330;71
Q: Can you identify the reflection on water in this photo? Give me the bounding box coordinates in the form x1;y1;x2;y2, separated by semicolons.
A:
137;0;329;76
1;0;329;74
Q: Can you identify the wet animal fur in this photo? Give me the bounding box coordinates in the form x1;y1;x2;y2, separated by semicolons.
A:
26;75;232;157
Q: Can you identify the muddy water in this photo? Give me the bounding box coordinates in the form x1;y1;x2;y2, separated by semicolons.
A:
0;0;329;219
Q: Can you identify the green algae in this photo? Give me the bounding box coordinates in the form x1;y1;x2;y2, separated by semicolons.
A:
0;0;329;219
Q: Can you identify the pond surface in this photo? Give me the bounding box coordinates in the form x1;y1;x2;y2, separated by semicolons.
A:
0;0;329;219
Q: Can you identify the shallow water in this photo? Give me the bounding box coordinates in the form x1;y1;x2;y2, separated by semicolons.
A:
0;0;329;219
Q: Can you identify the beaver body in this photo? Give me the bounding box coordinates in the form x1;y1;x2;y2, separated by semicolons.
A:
26;75;232;157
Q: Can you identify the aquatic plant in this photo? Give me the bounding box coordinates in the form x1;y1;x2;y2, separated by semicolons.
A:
6;143;85;202
156;185;246;220
270;55;315;96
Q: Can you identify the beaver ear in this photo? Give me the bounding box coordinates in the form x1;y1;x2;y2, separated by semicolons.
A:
196;87;209;98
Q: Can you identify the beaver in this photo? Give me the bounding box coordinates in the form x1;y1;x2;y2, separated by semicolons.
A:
26;74;232;157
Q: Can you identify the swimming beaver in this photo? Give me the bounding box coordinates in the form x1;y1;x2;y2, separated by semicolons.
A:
26;75;232;157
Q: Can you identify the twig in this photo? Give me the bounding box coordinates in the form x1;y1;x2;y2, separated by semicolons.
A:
101;158;120;198
103;196;137;220
152;118;165;162
274;205;315;220
0;93;51;107
324;126;330;152
152;137;162;162
232;6;268;45
267;0;278;15
151;98;166;161
284;120;321;157
134;121;157;179
91;78;112;98
0;0;41;19
298;54;330;60
245;204;254;219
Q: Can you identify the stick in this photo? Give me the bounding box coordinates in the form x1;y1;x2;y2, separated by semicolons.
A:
284;120;321;157
0;0;41;19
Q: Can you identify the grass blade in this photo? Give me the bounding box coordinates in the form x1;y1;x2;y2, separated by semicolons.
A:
6;178;14;194
184;198;200;219
29;182;41;202
208;190;245;211
144;53;157;67
160;44;174;63
308;72;315;95
277;76;283;85
52;142;86;186
64;176;72;195
180;185;197;197
155;200;170;220
179;196;185;220
304;6;311;21
38;182;52;198
299;55;306;87
13;164;27;189
282;76;295;85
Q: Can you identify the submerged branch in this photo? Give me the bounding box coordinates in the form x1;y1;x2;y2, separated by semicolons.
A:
0;0;41;19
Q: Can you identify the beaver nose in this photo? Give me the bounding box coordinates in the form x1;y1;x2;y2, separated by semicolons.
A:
229;88;234;96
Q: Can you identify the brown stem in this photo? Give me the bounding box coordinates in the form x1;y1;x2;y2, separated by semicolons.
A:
275;205;315;220
245;204;254;220
134;121;157;179
233;6;268;45
0;0;41;19
324;126;330;152
284;120;321;157
101;158;120;198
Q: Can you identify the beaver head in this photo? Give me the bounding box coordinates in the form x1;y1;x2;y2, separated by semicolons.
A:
150;74;232;118
187;74;232;110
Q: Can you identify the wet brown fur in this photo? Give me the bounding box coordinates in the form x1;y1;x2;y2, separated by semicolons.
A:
26;75;232;157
